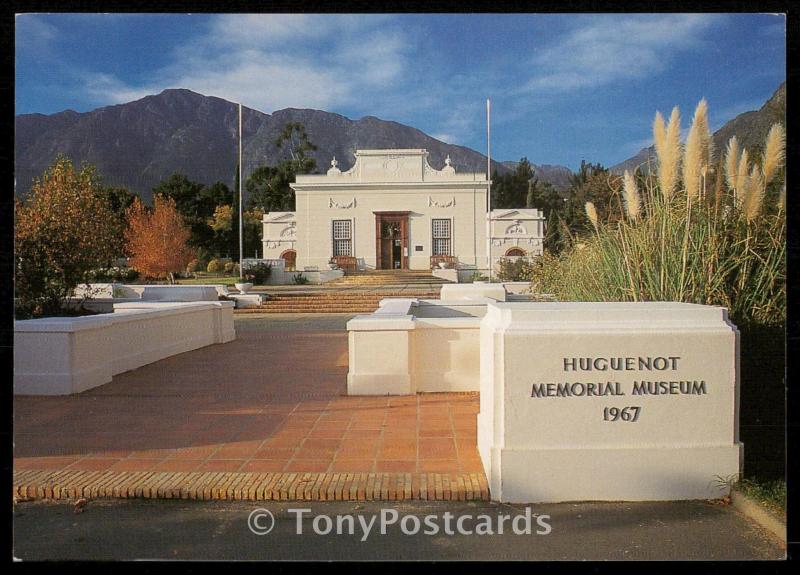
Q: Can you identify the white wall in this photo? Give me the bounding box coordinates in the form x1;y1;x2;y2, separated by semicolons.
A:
478;301;742;503
346;298;485;395
14;302;235;396
292;149;489;271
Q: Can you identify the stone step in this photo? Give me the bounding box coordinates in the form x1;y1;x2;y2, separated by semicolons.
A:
261;294;440;300
263;293;440;299
236;308;378;314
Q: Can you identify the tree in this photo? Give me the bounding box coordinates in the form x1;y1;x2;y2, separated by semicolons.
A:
243;208;264;258
152;173;205;216
208;204;235;258
210;203;263;260
151;174;233;253
231;165;241;260
15;157;121;317
561;161;621;235
246;164;294;211
96;185;137;221
491;157;535;209
125;195;195;283
274;121;318;172
247;122;319;212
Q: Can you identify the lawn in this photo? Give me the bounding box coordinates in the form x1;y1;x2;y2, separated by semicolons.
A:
737;478;786;516
173;273;238;286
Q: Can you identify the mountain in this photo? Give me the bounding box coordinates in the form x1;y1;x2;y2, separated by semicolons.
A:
610;82;786;174
501;161;572;191
16;89;573;202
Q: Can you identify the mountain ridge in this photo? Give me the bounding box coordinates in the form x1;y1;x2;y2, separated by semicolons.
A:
17;89;565;202
610;82;786;174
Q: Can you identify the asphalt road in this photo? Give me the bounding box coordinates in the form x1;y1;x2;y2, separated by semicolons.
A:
12;498;785;561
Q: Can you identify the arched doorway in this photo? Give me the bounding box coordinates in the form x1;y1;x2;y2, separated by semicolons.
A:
280;249;297;271
505;247;526;257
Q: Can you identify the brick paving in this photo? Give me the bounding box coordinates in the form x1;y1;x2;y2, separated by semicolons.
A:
13;315;485;499
13;470;490;502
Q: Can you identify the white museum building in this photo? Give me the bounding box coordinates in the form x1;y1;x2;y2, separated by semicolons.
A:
261;148;545;272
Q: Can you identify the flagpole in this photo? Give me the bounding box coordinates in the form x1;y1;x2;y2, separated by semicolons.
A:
238;102;244;276
486;98;492;281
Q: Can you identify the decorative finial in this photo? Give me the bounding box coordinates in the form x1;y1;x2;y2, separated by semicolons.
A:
327;156;342;176
442;154;455;174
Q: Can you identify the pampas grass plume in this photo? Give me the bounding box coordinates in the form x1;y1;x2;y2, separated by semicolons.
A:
724;136;740;192
656;106;682;203
744;164;765;222
585;201;599;232
684;103;704;199
622;170;641;220
736;148;750;199
762;123;786;186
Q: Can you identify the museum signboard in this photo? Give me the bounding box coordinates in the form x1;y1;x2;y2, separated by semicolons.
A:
478;301;743;503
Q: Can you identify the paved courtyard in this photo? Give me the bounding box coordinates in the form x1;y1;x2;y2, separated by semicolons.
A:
14;315;482;480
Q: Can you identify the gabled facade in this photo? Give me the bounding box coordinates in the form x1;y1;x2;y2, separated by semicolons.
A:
261;149;545;272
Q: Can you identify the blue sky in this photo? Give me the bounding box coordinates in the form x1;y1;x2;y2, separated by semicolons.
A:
15;13;786;170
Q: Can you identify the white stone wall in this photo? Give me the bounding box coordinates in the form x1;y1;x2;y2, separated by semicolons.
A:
489;208;546;268
346;296;498;395
478;301;742;503
14;301;235;395
291;149;489;271
261;150;547;273
261;212;297;262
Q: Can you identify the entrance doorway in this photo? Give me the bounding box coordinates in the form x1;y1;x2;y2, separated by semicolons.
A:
280;249;296;271
374;212;409;270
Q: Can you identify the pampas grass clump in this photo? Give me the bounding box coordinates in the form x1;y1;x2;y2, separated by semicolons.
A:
532;100;786;327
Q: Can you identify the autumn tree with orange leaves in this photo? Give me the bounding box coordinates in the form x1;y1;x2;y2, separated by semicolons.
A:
125;195;195;283
15;157;122;318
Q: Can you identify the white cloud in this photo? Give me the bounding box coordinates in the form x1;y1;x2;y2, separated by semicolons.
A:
521;14;720;94
208;13;392;48
172;57;351;110
15;14;58;55
82;14;413;113
431;133;455;143
81;72;154;105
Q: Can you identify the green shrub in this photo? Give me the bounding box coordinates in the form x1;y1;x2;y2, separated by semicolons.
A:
83;266;140;283
292;272;309;285
245;262;272;284
206;258;222;274
496;257;535;282
223;261;235;274
15;157;122;317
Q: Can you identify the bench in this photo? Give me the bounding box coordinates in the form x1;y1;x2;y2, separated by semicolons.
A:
331;256;358;272
430;255;459;270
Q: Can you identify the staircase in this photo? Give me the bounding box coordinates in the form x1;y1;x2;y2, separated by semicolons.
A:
326;269;449;287
237;290;441;314
234;270;450;314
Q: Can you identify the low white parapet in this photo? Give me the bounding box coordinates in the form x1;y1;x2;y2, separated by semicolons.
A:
478;301;742;503
431;268;459;283
14;301;235;396
347;298;482;395
502;281;532;295
227;294;263;308
440;282;506;301
138;285;222;301
73;283;229;301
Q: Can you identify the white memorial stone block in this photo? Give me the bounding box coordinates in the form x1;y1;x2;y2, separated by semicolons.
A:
478;301;742;503
440;283;506;301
